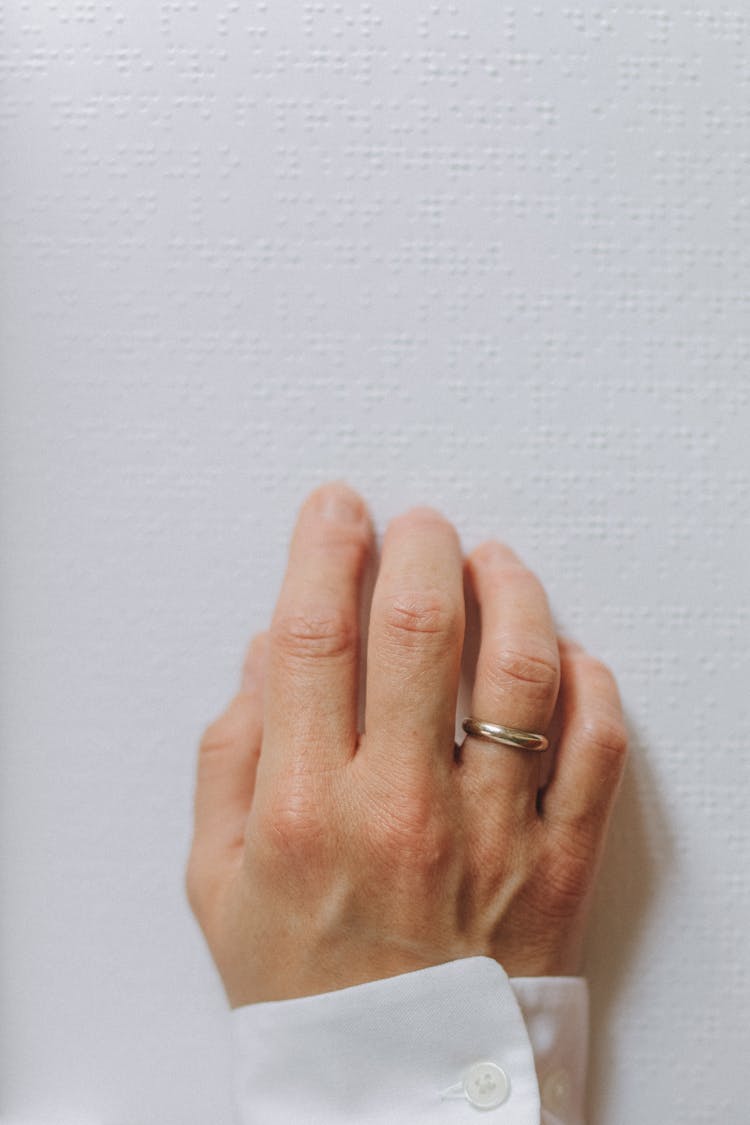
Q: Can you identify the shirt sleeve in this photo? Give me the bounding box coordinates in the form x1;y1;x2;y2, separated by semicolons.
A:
229;955;588;1124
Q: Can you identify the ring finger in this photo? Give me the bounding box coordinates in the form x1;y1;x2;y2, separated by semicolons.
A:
460;542;561;816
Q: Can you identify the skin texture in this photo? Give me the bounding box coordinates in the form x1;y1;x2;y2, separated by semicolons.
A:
186;482;629;1008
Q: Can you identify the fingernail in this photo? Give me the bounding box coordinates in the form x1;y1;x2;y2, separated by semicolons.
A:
320;486;363;523
473;542;519;568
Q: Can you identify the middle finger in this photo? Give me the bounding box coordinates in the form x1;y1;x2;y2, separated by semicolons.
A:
363;507;465;780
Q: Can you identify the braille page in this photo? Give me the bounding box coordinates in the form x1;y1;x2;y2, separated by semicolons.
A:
0;3;747;1123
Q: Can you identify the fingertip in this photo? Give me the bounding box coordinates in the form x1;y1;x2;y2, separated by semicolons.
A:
402;504;448;522
468;540;523;571
305;480;371;528
385;505;461;548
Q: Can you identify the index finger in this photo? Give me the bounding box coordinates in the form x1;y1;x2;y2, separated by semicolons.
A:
256;482;373;787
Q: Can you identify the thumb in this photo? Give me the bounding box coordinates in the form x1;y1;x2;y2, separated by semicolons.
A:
187;632;268;910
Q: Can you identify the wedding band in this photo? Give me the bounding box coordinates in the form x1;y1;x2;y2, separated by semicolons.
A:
461;717;549;753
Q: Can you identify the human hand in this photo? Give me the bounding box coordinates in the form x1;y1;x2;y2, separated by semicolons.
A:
186;482;628;1007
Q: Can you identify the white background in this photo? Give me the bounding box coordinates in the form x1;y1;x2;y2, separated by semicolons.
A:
1;3;748;1122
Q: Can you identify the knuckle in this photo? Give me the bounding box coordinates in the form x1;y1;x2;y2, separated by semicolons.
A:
199;716;234;757
593;660;624;705
271;606;356;662
255;780;328;856
580;713;629;766
488;644;559;694
365;785;451;872
380;589;462;647
541;833;595;914
198;694;256;757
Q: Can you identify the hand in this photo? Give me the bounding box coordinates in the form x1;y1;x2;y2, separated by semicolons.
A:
186;482;628;1007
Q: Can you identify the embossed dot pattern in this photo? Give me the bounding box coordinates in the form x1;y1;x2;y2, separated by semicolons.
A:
1;3;747;1122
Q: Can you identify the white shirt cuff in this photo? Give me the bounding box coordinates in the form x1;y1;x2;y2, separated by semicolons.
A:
230;955;588;1123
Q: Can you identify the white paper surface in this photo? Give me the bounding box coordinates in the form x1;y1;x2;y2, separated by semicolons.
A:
1;3;748;1122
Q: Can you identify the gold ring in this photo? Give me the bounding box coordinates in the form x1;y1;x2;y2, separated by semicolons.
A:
461;717;549;753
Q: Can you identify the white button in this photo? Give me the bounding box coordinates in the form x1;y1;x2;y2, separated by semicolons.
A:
542;1067;571;1115
463;1061;510;1109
